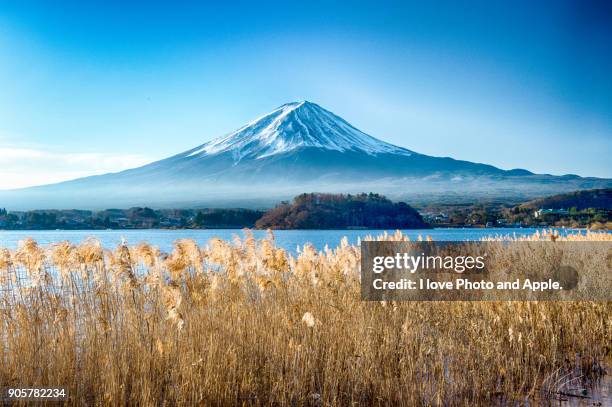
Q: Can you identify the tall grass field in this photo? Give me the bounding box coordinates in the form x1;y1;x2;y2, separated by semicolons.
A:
1;231;610;405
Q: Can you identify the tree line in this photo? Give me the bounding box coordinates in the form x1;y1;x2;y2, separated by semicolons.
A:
0;193;430;230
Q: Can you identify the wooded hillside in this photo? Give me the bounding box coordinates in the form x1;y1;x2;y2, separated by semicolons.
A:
256;193;429;229
519;188;611;210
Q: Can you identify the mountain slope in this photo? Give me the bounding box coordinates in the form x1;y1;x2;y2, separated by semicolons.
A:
519;188;612;210
1;101;610;209
184;101;413;161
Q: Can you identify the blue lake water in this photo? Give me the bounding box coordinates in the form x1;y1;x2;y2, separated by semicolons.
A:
0;228;604;253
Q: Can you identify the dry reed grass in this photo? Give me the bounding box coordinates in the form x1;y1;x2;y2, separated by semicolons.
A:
0;230;610;405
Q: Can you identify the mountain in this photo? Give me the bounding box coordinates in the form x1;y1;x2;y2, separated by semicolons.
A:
185;101;413;160
1;101;611;209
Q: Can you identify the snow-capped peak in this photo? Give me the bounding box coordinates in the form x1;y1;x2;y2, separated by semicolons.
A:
185;101;413;161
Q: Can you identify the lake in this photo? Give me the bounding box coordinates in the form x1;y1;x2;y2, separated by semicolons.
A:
0;227;605;253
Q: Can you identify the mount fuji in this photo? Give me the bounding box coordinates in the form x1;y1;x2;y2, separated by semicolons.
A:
2;101;610;209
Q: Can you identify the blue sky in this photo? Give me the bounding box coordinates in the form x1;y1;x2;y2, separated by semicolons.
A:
0;0;610;188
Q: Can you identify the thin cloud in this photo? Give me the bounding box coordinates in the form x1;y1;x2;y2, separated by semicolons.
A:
0;147;152;189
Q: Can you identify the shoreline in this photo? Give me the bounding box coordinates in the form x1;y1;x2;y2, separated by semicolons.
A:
0;225;604;232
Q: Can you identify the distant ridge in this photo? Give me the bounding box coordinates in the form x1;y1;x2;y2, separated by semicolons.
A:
519;188;612;210
1;101;610;209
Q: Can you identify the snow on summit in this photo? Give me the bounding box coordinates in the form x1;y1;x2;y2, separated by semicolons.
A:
3;101;609;210
186;101;412;161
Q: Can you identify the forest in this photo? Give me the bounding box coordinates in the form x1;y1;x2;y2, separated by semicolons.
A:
0;207;264;230
255;193;429;229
